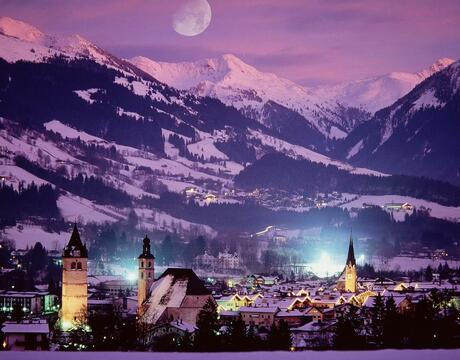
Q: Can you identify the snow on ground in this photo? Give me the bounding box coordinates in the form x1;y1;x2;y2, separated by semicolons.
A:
346;139;364;159
57;194;121;223
159;178;203;193
134;208;216;237
249;130;387;177
1;224;67;250
371;256;460;272
340;194;460;222
187;138;228;160
412;88;444;111
116;107;144;120
0;165;49;189
44;120;109;145
74;88;100;104
3;349;460;360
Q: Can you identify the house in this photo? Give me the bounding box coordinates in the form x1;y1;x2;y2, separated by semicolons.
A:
383;202;414;211
291;320;336;349
139;268;215;327
218;310;240;325
275;309;308;327
239;306;279;329
149;319;197;340
1;319;49;350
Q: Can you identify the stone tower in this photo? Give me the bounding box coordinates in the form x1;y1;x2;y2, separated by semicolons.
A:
61;224;88;329
138;235;155;310
344;233;357;293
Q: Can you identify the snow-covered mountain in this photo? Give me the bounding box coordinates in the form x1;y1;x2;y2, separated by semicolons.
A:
130;54;351;139
339;59;460;184
1;16;401;237
315;58;455;113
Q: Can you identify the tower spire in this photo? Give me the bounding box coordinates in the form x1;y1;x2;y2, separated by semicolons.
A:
346;231;356;266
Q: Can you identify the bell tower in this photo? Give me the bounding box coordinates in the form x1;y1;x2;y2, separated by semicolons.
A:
61;224;88;329
344;233;357;293
138;235;155;310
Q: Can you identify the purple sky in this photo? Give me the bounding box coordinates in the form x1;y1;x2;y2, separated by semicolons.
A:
1;0;460;85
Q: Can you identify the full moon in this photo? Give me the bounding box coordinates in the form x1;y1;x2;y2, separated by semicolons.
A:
173;0;212;37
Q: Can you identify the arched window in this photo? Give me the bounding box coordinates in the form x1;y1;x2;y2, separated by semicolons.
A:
141;272;144;279
71;262;76;270
141;261;144;268
77;262;82;270
148;261;151;268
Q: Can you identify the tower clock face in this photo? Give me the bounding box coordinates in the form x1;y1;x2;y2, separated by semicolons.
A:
347;274;352;279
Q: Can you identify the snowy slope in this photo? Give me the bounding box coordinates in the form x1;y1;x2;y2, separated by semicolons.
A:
340;194;460;222
340;60;460;184
130;54;344;138
315;58;455;113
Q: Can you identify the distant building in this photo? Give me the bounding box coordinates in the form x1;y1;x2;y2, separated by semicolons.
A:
193;249;241;272
383;202;414;211
61;224;88;329
1;319;49;350
0;291;57;315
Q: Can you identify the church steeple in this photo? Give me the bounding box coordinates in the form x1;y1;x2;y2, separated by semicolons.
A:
64;223;88;258
61;223;88;329
138;235;155;311
346;232;356;267
139;235;154;259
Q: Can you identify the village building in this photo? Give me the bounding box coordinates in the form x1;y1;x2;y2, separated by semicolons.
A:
1;319;49;350
239;306;279;329
0;290;57;315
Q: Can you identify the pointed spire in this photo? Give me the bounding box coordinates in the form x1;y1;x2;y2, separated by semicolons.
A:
346;231;356;266
63;223;88;258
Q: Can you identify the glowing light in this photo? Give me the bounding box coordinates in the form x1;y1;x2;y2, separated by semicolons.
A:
61;319;73;331
309;252;343;278
126;271;137;282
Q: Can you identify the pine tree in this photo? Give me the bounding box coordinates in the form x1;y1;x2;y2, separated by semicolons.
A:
194;298;219;351
371;293;385;346
228;316;247;351
383;296;401;347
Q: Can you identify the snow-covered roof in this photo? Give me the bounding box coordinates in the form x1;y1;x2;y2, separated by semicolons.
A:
2;320;49;334
239;306;279;313
141;268;210;325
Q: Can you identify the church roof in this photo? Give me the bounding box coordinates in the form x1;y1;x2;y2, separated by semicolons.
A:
141;268;211;325
346;233;356;267
63;224;88;258
158;268;210;296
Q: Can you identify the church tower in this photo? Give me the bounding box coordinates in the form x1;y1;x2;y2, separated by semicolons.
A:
138;235;155;310
61;224;88;329
344;233;357;293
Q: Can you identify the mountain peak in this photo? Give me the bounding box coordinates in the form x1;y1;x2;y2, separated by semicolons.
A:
0;16;44;42
417;57;455;79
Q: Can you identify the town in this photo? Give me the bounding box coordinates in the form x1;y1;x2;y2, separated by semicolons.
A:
0;224;459;351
